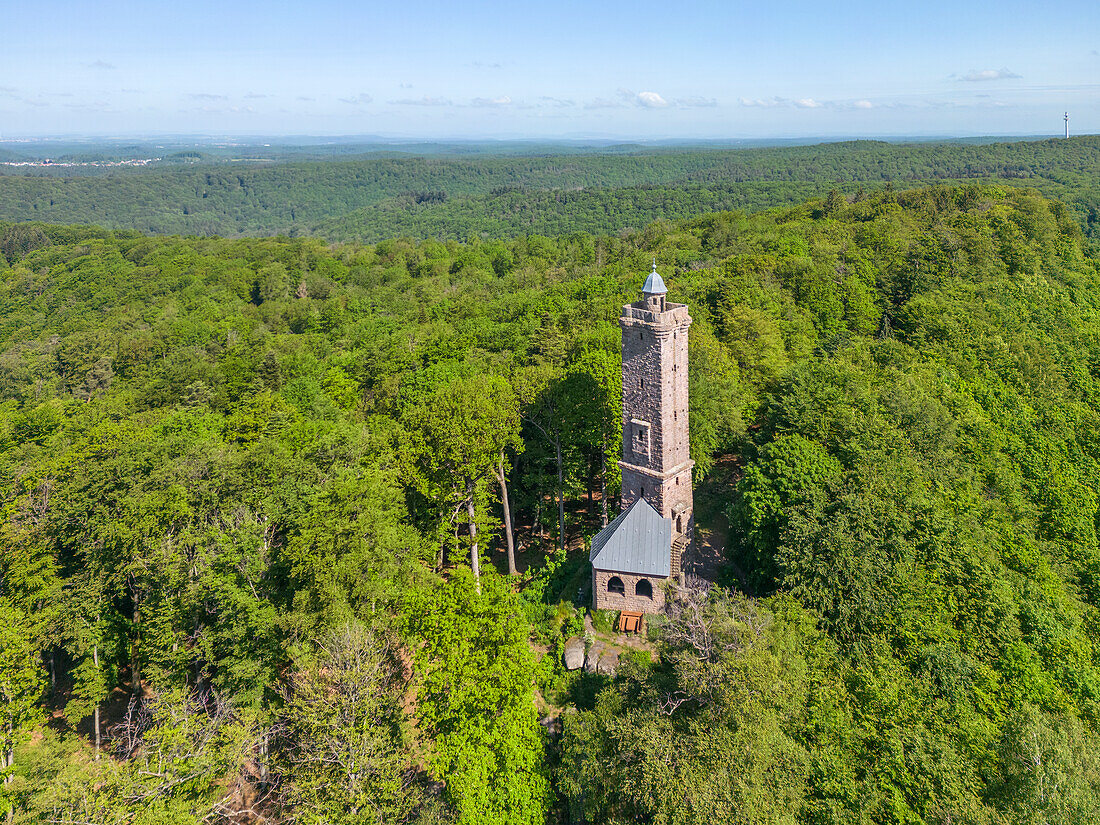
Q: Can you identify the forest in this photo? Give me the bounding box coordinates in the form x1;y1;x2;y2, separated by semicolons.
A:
0;136;1097;241
3;182;1100;824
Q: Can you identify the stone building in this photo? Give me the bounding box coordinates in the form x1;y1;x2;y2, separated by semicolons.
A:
590;264;693;613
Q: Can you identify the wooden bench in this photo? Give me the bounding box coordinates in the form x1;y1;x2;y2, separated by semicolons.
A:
616;610;646;634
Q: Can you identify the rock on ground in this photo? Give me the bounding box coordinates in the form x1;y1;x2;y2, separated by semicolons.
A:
563;637;585;670
597;647;621;676
584;641;606;674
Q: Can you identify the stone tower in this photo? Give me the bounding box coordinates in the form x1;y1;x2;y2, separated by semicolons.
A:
618;263;693;577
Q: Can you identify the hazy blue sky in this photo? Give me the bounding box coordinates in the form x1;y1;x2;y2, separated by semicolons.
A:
1;0;1096;138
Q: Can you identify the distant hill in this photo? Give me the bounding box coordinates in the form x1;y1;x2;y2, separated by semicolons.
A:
0;136;1097;240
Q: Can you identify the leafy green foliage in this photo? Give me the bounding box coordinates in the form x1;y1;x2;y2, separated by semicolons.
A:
274;623;442;824
404;570;549;825
2;137;1099;241
0;599;44;819
561;590;815;825
2;181;1100;821
561;185;1100;822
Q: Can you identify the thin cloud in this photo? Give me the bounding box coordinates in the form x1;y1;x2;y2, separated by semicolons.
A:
188;103;255;114
615;88;671;108
633;90;669;108
539;96;575;108
244;92;269;99
338;93;373;105
585;97;624;109
739;97;785;108
471;61;503;69
471;95;511;107
189;93;227;101
958;68;1021;82
389;96;452;106
65;100;111;111
85;60;116;70
739;96;866;110
399;82;413;89
675;96;717;108
297;96;316;102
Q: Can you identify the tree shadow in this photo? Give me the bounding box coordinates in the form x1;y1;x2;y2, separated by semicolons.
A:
564;672;610;711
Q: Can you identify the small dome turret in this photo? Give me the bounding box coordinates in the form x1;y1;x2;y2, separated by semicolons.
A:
642;260;666;295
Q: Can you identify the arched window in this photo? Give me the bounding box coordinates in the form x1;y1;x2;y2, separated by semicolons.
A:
636;579;653;599
608;576;625;595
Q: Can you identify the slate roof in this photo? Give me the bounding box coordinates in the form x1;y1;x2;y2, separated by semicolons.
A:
642;269;667;294
589;498;672;578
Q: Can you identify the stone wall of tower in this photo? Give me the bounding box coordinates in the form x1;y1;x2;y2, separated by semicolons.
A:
592;568;669;613
618;297;694;577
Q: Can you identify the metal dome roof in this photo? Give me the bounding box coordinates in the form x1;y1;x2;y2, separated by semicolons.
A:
642;263;667;294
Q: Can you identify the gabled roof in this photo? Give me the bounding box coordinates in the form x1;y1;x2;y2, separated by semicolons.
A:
589;498;672;578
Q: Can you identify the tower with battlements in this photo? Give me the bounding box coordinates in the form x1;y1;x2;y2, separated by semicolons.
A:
619;263;694;576
589;264;693;612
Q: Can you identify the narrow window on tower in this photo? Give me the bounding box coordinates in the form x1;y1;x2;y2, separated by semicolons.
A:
632;420;651;458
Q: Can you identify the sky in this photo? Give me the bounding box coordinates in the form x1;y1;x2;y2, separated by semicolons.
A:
0;0;1097;140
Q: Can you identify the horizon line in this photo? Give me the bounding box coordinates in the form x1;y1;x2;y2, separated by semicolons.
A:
0;131;1092;145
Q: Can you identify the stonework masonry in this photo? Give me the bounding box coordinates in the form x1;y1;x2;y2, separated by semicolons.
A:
589;270;696;614
618;292;694;577
592;568;667;612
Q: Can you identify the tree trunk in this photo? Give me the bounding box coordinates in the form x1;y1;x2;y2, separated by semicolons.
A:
587;457;596;519
466;477;481;593
495;453;517;575
555;434;565;553
600;442;609;527
130;590;141;695
4;729;13;825
260;730;269;783
93;643;101;760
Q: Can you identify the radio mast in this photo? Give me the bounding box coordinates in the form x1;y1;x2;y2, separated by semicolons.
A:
1065;112;1069;139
